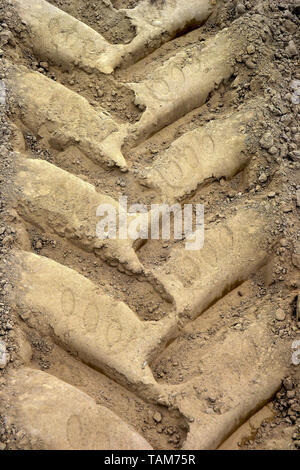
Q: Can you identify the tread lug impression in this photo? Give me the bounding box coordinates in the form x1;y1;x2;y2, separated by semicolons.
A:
142;106;258;202
10;251;176;398
1;368;152;450
14;0;214;74
12;157;141;272
127;16;264;144
176;313;288;449
5;66;127;170
153;206;278;318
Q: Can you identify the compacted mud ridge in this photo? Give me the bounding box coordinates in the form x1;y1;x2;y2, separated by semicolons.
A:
0;0;299;451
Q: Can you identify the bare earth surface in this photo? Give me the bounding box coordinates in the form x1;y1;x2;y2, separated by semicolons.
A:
0;0;299;450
